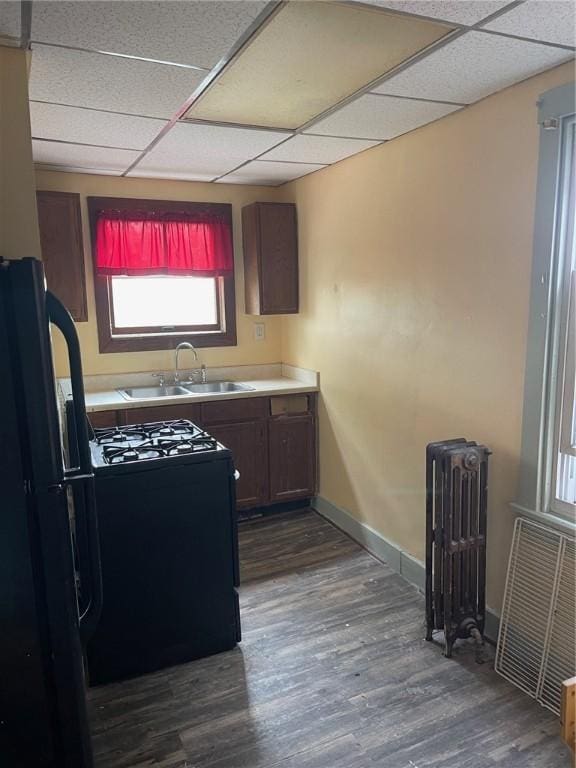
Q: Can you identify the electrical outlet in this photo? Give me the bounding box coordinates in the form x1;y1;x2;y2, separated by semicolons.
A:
254;322;265;341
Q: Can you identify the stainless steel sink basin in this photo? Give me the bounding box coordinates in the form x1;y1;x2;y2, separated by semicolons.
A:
119;385;193;400
183;382;255;394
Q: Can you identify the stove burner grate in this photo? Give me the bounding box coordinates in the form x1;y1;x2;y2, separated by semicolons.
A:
95;421;219;464
94;419;205;445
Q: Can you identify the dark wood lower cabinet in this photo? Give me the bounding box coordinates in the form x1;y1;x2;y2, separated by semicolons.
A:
208;421;268;510
88;410;118;429
268;415;316;503
119;404;201;425
87;395;317;510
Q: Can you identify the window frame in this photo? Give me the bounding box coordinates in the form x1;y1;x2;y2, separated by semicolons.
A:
88;196;237;353
515;82;576;529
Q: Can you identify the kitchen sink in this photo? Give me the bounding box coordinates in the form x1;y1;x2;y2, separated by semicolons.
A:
118;382;255;399
183;382;255;394
119;385;193;400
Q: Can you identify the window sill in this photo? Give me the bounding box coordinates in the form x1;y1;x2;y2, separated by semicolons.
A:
98;328;237;353
509;501;576;534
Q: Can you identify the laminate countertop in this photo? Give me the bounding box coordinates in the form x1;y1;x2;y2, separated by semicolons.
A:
58;363;319;413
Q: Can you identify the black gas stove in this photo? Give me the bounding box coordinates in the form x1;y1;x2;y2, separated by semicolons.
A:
75;415;241;685
90;419;225;473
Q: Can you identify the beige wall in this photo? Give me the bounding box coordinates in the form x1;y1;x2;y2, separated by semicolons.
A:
0;47;41;259
278;61;575;613
35;171;284;376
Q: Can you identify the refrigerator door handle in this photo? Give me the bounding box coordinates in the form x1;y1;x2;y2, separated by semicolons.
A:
46;291;92;474
47;291;103;642
67;472;103;642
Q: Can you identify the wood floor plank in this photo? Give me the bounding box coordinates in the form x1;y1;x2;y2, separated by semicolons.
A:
88;508;572;768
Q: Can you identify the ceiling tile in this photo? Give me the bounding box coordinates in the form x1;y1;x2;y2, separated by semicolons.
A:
129;123;290;181
33;139;138;173
185;1;452;129
31;0;267;68
0;1;20;41
127;169;217;183
376;31;573;104
350;1;511;25
30;102;165;150
261;135;381;164
482;0;576;48
29;44;204;119
306;93;460;140
218;161;326;186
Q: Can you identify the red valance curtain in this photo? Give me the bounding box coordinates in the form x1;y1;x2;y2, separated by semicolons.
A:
95;209;233;277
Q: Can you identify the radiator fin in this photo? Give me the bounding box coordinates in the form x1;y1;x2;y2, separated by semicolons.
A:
495;519;576;715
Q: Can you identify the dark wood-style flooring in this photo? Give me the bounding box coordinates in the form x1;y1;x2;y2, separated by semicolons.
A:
88;509;571;768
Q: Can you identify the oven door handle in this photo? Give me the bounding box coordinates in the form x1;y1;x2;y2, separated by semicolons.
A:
47;291;103;642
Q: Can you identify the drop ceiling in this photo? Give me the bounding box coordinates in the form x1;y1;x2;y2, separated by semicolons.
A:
0;0;572;186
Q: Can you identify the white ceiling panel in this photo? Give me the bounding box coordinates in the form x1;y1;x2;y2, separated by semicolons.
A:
33;139;139;173
376;31;573;104
130;123;290;180
185;1;451;130
30;102;165;150
218;161;326;186
350;1;511;25
306;93;460;140
483;0;576;48
31;1;267;69
127;169;217;183
261;134;381;164
0;0;21;42
29;44;205;119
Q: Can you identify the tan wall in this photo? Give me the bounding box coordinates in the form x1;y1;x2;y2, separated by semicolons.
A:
278;61;575;612
0;47;41;259
35;171;284;376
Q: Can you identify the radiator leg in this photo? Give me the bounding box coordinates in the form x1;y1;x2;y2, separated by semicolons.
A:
470;626;485;664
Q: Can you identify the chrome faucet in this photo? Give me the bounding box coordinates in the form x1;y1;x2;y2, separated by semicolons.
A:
174;342;208;384
174;342;197;384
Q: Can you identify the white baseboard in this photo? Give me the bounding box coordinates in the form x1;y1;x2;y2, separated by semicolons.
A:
312;495;500;643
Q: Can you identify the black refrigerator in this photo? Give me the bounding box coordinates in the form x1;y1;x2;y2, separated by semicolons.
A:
0;258;102;768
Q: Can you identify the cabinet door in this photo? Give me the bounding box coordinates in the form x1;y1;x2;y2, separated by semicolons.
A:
209;421;268;510
36;191;87;321
258;203;298;315
269;415;315;503
242;203;298;315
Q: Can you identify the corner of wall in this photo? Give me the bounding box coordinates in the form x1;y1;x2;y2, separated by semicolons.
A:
0;46;41;260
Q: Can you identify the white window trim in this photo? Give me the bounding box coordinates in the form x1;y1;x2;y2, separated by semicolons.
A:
515;82;576;530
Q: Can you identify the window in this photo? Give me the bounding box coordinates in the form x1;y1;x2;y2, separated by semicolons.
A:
551;118;575;516
516;82;575;526
110;276;219;331
88;197;236;352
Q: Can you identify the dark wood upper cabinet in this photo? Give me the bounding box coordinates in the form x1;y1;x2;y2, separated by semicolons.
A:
242;202;299;315
36;191;87;322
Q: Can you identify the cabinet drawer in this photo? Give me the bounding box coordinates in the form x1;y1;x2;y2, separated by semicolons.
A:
201;397;267;425
119;404;202;425
270;394;310;416
88;410;118;429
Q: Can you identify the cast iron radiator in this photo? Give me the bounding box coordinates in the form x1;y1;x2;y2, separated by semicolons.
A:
425;439;490;657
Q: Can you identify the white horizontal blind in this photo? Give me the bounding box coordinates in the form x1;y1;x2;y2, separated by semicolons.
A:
495;518;576;715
